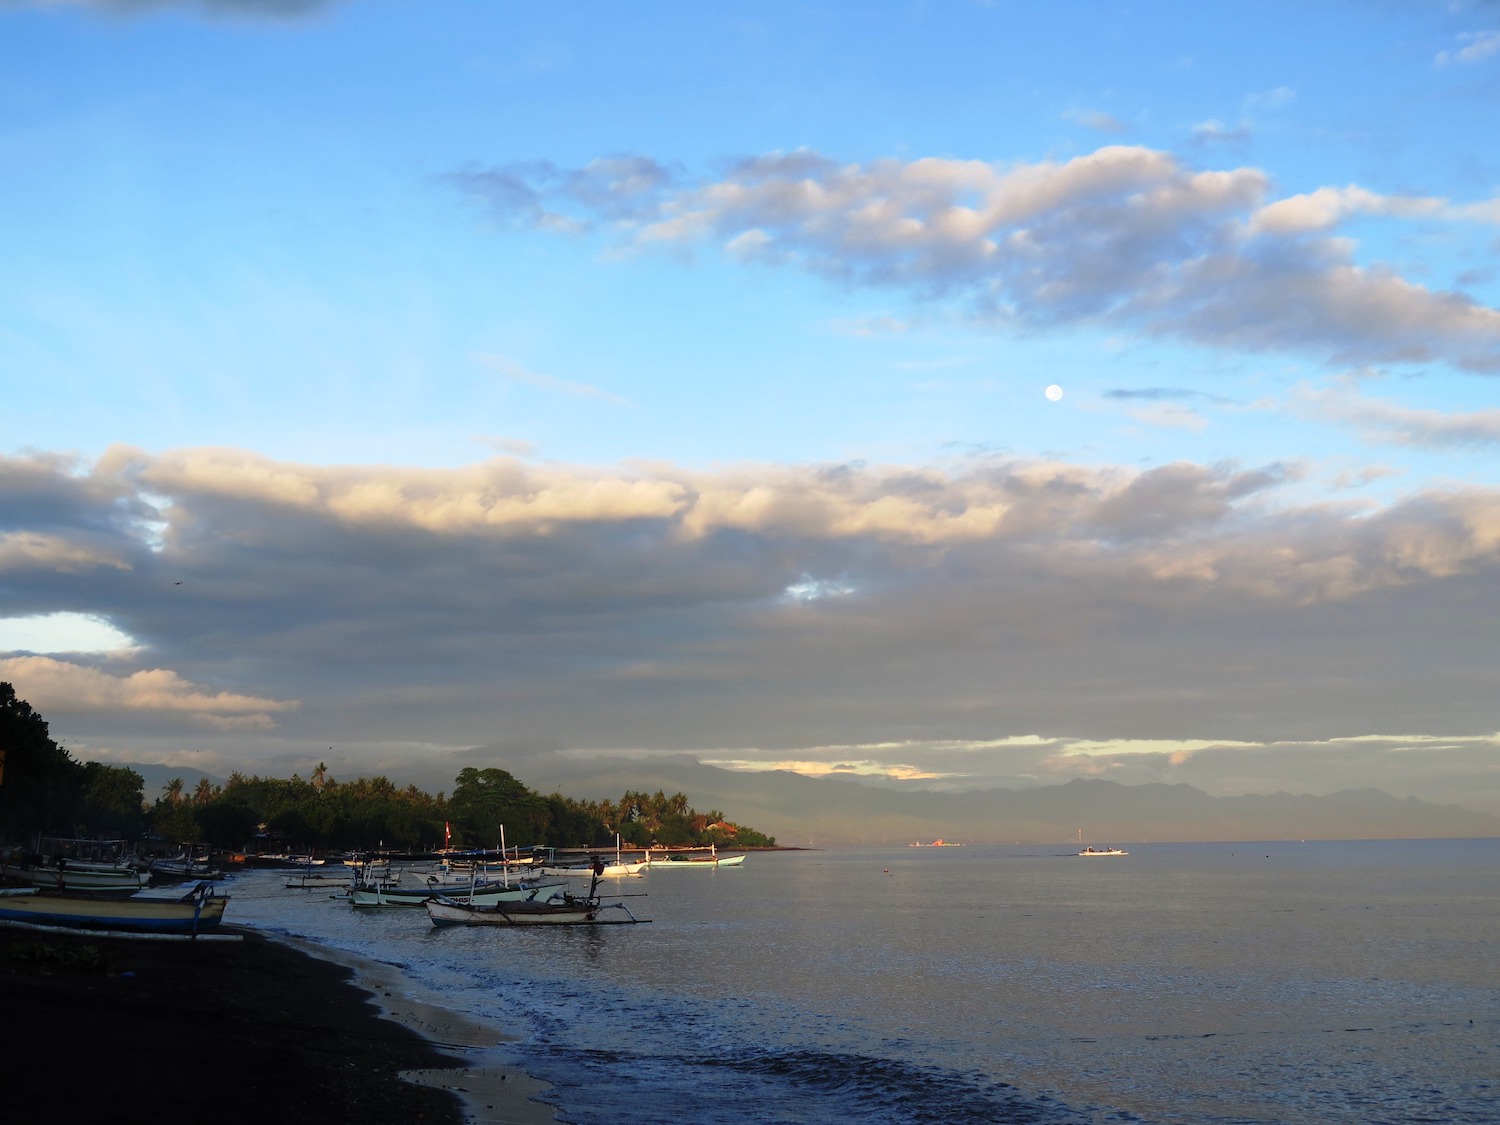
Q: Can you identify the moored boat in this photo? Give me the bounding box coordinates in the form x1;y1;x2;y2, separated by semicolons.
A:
348;878;566;908
424;891;643;927
537;858;648;878
1;839;149;893
647;845;745;868
0;882;228;935
149;844;221;881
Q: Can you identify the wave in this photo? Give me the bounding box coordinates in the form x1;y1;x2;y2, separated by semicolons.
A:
514;1042;1125;1125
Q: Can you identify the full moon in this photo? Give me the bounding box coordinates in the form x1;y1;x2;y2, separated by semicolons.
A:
1045;384;1063;401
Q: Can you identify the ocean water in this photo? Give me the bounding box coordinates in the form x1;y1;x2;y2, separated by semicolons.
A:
226;840;1498;1124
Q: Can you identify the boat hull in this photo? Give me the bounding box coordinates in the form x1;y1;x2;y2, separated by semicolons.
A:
424;896;640;926
349;881;565;908
537;861;647;878
0;863;149;892
0;889;228;934
649;853;745;868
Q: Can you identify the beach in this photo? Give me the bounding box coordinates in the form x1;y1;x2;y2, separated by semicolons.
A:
0;923;555;1125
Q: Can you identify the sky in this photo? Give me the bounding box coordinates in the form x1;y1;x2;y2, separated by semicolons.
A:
3;0;1500;820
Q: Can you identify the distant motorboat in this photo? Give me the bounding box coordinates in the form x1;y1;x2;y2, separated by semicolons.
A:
1075;829;1127;856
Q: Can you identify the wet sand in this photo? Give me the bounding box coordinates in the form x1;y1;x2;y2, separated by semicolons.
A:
0;922;557;1125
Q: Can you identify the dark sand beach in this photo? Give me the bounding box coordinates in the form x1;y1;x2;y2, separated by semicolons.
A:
0;923;547;1125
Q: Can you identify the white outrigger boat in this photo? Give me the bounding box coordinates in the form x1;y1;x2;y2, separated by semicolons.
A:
647;844;745;869
1;838;149;892
537;836;649;878
424;885;645;927
349;876;566;908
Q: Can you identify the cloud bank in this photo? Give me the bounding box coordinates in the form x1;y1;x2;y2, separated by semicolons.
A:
453;146;1500;372
3;444;1500;818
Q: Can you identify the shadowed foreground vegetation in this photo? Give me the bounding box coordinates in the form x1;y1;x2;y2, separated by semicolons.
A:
0;683;774;852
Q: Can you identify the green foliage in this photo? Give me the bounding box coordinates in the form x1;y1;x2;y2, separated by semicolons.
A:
0;681;82;839
79;763;147;838
449;767;555;847
150;797;202;845
571;787;775;848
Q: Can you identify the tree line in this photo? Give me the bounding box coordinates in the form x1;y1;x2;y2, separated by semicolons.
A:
0;683;774;852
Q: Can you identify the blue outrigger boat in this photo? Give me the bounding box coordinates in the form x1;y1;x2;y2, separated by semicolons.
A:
0;882;228;936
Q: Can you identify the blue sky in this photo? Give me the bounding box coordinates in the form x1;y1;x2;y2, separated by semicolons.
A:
3;0;1500;827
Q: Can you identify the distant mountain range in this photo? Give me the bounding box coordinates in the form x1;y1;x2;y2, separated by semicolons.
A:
116;758;1498;846
517;761;1500;846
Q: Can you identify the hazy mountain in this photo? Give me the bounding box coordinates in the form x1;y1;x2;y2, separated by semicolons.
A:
126;763;231;804
108;756;1498;845
513;760;1499;846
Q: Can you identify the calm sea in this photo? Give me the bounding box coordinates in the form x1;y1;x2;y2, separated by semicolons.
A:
227;839;1498;1124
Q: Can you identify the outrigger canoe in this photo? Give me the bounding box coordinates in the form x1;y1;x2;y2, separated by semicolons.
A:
0;882;228;935
424;892;644;927
349;879;566;908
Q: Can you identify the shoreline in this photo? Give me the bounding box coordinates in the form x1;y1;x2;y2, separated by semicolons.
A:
270;930;559;1124
0;920;558;1125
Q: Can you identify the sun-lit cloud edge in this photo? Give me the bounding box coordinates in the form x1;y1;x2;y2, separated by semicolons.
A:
0;654;298;730
0;612;139;655
700;731;1500;785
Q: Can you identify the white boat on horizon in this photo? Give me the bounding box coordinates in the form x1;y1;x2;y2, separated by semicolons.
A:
1074;829;1127;856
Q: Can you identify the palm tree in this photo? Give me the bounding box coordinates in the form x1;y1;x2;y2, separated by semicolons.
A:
193;777;214;805
164;777;184;804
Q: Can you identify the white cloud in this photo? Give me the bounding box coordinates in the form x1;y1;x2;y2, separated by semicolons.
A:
1292;383;1500;449
1120;402;1211;432
0;613;137;655
19;0;340;16
1436;28;1500;67
0;531;133;574
1249;186;1447;235
1063;108;1129;134
0;655;297;728
467;146;1500;372
475;353;632;406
